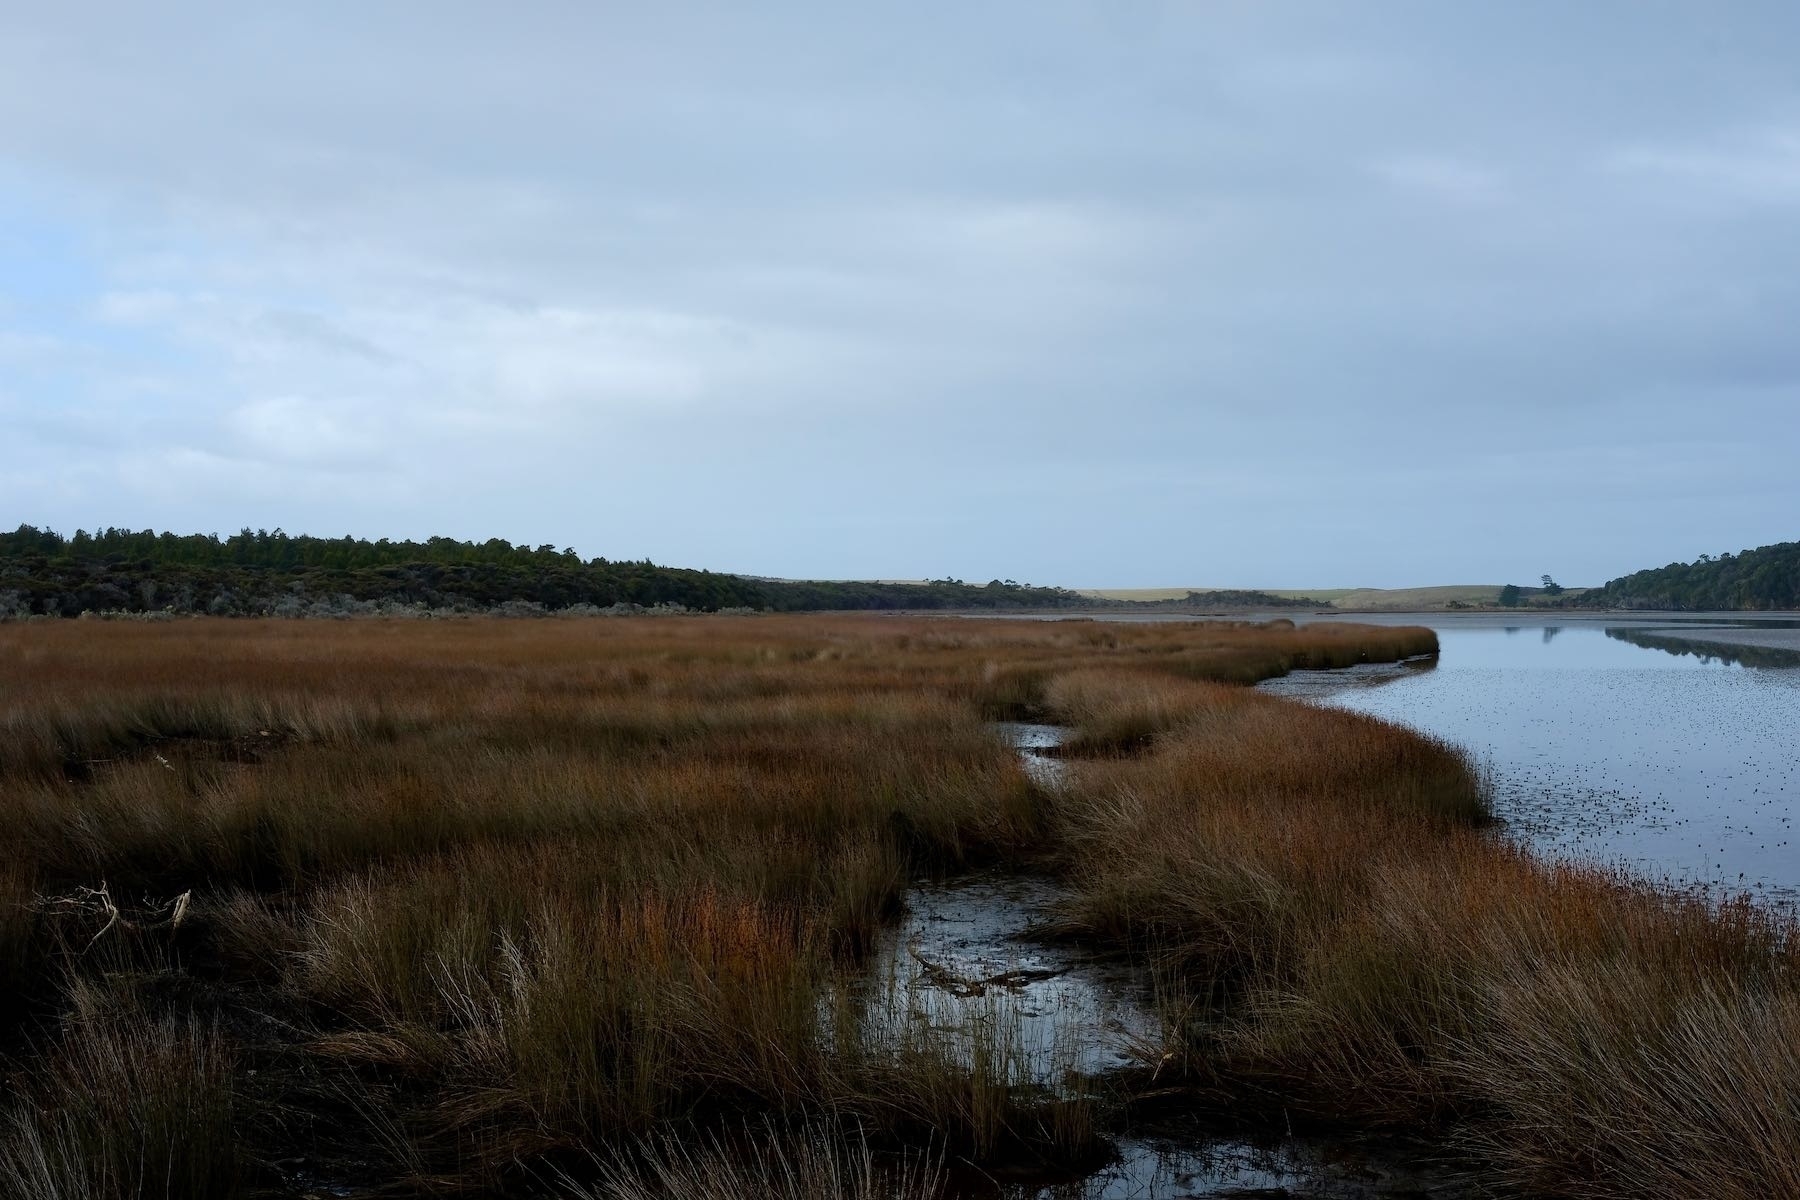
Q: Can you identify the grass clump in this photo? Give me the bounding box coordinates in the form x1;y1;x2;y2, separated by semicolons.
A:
562;1121;943;1200
0;992;239;1200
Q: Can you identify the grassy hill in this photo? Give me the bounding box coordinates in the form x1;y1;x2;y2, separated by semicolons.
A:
1078;585;1598;610
1332;585;1504;610
1080;587;1357;604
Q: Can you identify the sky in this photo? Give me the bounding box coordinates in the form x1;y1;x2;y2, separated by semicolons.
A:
3;2;1799;589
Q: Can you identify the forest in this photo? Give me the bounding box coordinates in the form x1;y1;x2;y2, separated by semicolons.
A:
1595;540;1800;610
0;526;1094;617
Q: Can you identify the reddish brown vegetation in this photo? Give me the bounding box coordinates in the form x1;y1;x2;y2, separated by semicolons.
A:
0;615;1788;1199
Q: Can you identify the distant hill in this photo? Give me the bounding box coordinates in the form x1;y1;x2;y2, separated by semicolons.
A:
1080;587;1354;604
1081;584;1520;610
1596;542;1800;610
0;526;1095;617
1125;589;1315;610
1081;583;1635;611
1332;585;1506;610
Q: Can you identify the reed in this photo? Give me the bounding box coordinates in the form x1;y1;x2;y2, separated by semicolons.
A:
560;1121;944;1200
6;614;1792;1197
4;615;1332;1191
0;985;240;1200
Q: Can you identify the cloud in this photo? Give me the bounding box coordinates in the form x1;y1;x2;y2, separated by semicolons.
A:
2;2;1800;585
1371;155;1506;204
225;396;388;468
1608;126;1800;207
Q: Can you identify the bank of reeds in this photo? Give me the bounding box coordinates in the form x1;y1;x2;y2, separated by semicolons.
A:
0;615;1792;1198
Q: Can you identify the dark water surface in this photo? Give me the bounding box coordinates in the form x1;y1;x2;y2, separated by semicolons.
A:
1260;616;1800;903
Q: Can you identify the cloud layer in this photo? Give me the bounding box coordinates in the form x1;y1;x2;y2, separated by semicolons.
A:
4;2;1799;586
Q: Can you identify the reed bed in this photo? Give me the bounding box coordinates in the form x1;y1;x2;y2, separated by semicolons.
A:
0;614;1790;1198
0;615;1353;1195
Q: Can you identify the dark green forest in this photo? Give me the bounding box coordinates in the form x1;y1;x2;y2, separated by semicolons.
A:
1595;541;1800;610
23;525;1794;618
0;526;1097;617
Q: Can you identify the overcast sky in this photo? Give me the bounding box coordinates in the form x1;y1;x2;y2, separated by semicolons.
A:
3;3;1798;587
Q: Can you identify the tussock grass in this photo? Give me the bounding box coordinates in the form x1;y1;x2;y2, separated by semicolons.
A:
0;989;239;1200
1045;668;1238;754
5;614;1794;1197
299;858;830;1144
5;615;1381;1191
561;1121;943;1200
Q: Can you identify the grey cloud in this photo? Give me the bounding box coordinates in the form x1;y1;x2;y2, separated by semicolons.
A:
2;2;1799;586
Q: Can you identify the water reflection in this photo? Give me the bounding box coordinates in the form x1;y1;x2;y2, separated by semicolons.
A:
1013;1129;1469;1199
1606;627;1800;669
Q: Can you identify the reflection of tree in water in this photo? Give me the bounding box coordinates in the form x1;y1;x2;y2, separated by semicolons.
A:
1605;627;1800;669
1542;626;1562;645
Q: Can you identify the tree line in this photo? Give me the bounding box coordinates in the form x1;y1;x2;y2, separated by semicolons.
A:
1594;541;1800;610
0;526;1097;617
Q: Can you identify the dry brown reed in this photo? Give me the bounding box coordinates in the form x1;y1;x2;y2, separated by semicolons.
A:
3;615;1373;1194
2;614;1791;1198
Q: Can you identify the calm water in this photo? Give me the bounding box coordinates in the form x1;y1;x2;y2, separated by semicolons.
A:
1262;619;1800;903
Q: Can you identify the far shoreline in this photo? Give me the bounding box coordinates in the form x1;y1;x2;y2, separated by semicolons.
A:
954;607;1800;657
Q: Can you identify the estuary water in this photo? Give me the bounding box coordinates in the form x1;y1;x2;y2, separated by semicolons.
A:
1260;616;1800;903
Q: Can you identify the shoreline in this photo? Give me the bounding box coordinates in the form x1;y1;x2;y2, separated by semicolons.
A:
1008;608;1800;658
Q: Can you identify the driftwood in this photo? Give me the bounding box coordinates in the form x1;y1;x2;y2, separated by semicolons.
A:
35;881;192;951
905;940;1067;998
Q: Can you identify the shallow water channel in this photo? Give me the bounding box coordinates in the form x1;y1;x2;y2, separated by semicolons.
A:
1258;616;1800;903
881;725;1477;1199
